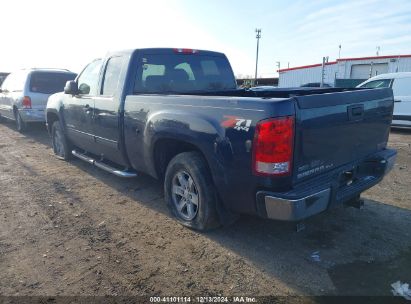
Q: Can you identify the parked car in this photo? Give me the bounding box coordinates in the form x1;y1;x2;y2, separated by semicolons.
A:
357;72;411;127
0;68;77;132
46;48;396;231
300;82;333;88
0;72;10;86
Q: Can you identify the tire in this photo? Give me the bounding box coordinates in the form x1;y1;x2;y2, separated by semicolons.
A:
14;109;27;133
51;121;72;160
164;151;220;231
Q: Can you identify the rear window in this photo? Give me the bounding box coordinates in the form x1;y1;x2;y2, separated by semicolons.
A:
134;53;236;94
30;72;77;94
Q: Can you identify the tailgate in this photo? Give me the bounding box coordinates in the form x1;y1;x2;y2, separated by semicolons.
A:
293;88;393;183
29;92;50;110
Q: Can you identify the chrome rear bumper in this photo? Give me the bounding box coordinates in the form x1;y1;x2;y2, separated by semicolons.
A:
256;149;397;221
263;189;331;221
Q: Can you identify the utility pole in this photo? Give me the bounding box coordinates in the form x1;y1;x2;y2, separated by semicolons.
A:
320;56;329;87
276;61;281;73
254;28;261;85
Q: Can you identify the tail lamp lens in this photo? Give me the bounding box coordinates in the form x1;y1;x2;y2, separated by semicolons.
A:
22;96;32;109
252;116;295;176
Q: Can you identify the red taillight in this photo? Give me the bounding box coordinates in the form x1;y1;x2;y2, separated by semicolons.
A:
252;116;294;176
22;96;32;109
173;48;199;54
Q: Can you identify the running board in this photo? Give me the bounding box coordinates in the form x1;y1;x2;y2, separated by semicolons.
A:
71;150;138;178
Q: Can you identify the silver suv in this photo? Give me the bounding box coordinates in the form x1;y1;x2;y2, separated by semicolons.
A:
0;68;76;132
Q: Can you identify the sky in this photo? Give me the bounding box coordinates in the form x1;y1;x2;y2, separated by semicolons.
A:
1;0;411;78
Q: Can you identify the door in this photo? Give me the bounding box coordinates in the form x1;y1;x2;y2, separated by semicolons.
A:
92;56;127;166
391;77;411;120
351;63;388;79
63;59;103;152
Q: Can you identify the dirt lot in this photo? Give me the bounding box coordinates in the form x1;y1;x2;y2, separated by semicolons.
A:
0;120;410;297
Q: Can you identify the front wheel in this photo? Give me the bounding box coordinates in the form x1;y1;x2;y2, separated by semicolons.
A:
51;121;72;160
164;152;220;231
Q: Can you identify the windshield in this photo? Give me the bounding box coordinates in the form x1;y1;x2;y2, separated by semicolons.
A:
359;79;391;89
134;53;237;94
30;72;77;94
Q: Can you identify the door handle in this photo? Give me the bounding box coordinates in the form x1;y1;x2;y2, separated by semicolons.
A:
394;100;402;103
347;104;364;121
351;107;364;116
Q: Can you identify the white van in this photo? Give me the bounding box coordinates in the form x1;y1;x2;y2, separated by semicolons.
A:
357;72;411;127
0;69;76;132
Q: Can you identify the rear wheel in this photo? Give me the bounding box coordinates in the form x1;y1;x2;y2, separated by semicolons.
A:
51;121;72;160
14;109;26;133
164;152;220;231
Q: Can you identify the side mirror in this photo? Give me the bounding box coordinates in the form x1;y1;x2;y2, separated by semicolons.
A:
78;83;90;95
64;80;79;95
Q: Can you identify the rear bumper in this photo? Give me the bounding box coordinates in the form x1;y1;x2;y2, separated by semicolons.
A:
263;188;331;221
392;115;411;127
393;114;411;121
19;109;45;122
256;149;397;221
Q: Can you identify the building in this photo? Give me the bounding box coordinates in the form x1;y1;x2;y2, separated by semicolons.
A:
278;54;411;87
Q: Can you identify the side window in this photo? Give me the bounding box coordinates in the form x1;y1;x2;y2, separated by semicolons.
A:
102;56;124;96
391;78;411;96
77;59;103;95
0;75;10;91
361;79;391;88
1;72;26;92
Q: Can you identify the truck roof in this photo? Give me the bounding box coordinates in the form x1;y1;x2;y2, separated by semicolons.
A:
106;48;226;58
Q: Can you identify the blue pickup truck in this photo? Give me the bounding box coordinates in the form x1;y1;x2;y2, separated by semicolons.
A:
46;48;397;230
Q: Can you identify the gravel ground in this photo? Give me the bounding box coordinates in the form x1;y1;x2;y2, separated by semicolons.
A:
0;120;410;297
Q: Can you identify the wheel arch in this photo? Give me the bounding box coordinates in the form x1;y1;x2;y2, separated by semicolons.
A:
153;137;210;181
46;110;61;135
